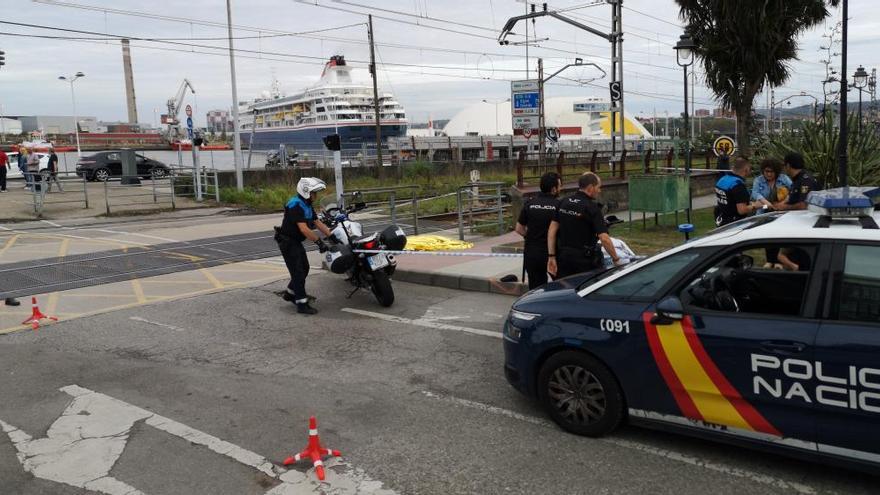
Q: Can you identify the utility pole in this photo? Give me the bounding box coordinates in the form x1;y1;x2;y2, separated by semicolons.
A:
368;15;384;172
538;58;545;166
610;0;624;173
838;0;849;187
226;0;244;191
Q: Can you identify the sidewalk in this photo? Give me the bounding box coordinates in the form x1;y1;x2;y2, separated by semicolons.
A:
392;230;528;296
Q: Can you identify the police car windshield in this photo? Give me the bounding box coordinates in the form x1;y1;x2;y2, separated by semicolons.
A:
708;211;782;235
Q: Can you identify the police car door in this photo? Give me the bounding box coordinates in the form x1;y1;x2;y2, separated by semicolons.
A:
650;241;827;449
814;243;880;466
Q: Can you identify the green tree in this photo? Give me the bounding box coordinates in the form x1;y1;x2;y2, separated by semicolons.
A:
675;0;839;156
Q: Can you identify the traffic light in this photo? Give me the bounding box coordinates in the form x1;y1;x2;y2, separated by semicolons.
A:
322;133;341;151
0;50;5;68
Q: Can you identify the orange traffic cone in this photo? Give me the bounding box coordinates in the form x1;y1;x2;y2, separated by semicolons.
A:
21;297;57;330
282;416;341;481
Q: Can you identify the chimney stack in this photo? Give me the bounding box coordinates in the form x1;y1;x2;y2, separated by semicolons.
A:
121;39;138;124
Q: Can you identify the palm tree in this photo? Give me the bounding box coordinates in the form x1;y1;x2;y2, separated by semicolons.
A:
675;0;839;157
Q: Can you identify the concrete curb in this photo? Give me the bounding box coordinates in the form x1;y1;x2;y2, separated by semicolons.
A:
393;268;527;297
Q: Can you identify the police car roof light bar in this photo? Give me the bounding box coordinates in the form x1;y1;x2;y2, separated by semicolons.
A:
807;187;880;229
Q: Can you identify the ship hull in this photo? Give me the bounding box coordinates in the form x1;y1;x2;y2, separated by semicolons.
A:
243;122;407;151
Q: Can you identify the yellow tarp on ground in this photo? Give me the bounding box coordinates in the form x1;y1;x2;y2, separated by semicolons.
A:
405;235;474;251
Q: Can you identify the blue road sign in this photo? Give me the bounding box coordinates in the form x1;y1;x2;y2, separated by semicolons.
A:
512;92;539;115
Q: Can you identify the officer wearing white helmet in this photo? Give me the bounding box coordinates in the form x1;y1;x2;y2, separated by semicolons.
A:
275;177;333;314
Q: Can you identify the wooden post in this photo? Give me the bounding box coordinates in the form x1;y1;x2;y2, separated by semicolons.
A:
589;149;598;173
643;148;652;174
666;147;674;167
618;149;628;179
555;150;565;177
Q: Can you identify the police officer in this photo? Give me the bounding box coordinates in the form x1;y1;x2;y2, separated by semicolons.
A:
276;177;333;315
714;157;760;226
547;172;621;279
515;172;561;289
773;152;821;211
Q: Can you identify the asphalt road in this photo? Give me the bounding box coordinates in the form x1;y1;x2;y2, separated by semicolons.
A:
0;272;877;494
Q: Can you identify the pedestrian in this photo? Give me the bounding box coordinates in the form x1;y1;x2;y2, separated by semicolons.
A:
515;172;561;290
717;150;731;170
275;177;332;315
45;147;63;192
18;148;29;190
0;148;8;193
26;149;40;192
714;157;760;227
773;152;821;211
547;172;622;279
751;157;792;209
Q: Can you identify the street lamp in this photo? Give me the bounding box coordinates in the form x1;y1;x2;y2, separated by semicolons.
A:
853;65;869;135
674;32;696;224
482;98;510;136
58;71;85;157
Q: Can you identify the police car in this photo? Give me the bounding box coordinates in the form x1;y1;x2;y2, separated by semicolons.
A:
504;187;880;472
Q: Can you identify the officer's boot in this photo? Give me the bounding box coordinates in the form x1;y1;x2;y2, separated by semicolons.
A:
296;302;318;315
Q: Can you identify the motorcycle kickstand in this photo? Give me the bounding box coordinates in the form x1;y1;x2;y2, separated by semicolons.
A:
346;286;360;299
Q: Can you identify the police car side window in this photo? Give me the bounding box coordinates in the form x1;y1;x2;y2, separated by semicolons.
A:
593;252;701;299
837;245;880;323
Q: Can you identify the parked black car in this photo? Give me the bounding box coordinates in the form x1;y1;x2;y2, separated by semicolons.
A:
75;152;171;181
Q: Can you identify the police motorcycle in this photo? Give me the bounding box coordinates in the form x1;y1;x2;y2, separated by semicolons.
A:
266;150;299;168
318;196;407;307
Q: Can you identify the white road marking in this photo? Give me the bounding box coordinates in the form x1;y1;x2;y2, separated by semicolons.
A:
421;391;818;495
0;225;11;231
129;316;186;332
1;384;395;495
342;308;502;339
93;228;182;244
41;220;63;227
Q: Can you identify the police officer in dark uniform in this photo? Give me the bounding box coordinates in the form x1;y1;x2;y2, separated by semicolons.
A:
774;152;821;211
275;177;333;315
547;172;621;279
714;157;759;226
515;172;561;289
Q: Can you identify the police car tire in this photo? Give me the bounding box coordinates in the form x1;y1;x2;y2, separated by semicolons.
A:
537;351;624;437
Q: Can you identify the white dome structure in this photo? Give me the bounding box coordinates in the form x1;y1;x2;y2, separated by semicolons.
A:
443;96;651;140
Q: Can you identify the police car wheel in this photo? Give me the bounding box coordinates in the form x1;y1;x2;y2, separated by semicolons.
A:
537;351;624;437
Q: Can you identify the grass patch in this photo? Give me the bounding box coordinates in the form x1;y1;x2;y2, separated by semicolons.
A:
615;207;717;255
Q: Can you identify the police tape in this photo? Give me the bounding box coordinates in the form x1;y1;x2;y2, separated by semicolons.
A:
351;249;524;258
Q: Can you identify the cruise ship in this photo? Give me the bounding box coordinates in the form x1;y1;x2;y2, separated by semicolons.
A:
240;55;407;151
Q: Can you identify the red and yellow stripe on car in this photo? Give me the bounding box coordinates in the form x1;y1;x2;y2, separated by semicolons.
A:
642;313;781;436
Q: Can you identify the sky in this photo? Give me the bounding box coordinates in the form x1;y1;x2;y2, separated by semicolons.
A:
0;0;873;127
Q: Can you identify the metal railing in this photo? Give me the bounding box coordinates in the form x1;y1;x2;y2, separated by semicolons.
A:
341;185;420;234
28;171;89;216
457;181;505;240
102;174;173;215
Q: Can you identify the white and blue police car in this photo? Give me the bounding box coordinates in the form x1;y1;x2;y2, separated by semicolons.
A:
504;187;880;472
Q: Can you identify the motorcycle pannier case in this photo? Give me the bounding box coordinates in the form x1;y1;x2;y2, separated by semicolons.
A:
324;244;355;274
380;225;407;251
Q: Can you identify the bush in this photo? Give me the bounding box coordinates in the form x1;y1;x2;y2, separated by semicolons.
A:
759;116;880;187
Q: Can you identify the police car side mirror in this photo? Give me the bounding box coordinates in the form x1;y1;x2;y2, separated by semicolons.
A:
652;296;685;325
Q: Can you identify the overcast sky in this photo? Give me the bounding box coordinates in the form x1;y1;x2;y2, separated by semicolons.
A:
0;0;872;127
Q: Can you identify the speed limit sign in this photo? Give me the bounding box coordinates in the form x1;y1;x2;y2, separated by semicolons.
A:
712;136;736;156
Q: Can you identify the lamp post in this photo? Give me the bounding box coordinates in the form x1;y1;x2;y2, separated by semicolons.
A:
674;32;696;224
853;65;869;136
58;72;85;157
482;98;510;135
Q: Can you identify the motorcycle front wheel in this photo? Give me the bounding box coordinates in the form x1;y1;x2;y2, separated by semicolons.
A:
370;270;395;307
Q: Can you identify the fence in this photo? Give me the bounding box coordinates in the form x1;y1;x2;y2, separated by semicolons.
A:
100;168;220;215
28;171;89;215
457;181;505;240
340;185;420;234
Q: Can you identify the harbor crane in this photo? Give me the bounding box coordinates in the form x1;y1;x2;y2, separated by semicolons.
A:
164;78;195;138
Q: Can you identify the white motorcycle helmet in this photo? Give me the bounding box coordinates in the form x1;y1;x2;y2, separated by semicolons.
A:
296;177;327;198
